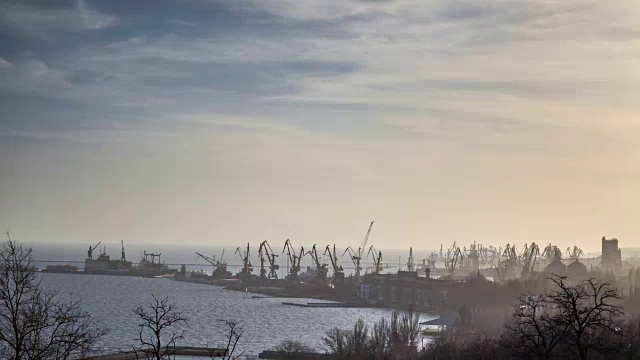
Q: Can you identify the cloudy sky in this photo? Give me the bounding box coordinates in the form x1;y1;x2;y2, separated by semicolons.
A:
1;0;638;252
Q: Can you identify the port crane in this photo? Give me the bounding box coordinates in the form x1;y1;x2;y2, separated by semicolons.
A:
407;247;415;272
445;247;463;276
496;244;519;281
367;245;383;275
306;244;328;283
195;250;226;275
120;240;126;262
282;239;304;281
343;221;374;282
463;242;480;271
87;242;102;260
565;246;584;261
446;242;457;262
235;243;253;276
521;242;540;278
143;251;161;264
541;244;556;263
324;245;344;286
258;240;279;280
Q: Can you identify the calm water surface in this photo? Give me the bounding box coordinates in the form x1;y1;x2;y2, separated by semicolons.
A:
41;273;435;355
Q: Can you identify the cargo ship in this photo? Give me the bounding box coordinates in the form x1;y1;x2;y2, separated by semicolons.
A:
82;241;177;277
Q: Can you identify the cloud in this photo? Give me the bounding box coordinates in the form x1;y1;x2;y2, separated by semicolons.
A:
0;58;72;97
1;0;638;149
0;0;116;40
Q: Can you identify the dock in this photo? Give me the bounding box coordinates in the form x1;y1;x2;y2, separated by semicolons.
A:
83;346;227;360
281;301;370;308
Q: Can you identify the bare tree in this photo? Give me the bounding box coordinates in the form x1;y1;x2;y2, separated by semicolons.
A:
274;340;314;353
133;295;187;360
216;320;244;360
0;234;105;360
548;275;624;360
504;275;624;360
272;340;314;360
503;295;568;360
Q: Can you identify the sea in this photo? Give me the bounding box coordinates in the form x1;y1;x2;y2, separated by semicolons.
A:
32;242;437;356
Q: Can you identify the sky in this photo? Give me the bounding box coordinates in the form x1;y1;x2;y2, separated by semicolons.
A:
0;0;639;253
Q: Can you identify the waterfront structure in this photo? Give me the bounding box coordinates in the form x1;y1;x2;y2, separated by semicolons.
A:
359;271;450;311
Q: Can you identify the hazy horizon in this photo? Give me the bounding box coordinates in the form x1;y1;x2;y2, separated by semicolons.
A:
2;1;639;251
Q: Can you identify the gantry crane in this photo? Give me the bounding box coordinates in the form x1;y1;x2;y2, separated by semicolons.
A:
367;245;383;275
258;240;279;280
343;221;374;282
143;251;161;264
324;245;344;286
283;239;304;281
87;242;101;260
235;243;253;276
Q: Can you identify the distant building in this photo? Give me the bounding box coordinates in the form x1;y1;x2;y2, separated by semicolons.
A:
567;259;588;280
359;272;450;311
601;236;622;273
544;258;567;276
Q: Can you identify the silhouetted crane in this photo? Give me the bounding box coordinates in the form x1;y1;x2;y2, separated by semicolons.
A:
235;243;252;276
445;247;463;276
367;245;383;275
343;221;374;282
121;240;126;262
324;245;344;286
258;240;279;280
306;244;328;284
283;239;304;281
566;246;584;260
521;242;540;278
87;242;101;260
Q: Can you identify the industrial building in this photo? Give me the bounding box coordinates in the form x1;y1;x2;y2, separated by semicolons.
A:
601;236;622;273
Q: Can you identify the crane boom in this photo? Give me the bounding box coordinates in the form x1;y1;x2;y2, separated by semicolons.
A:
359;221;374;257
87;241;102;260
